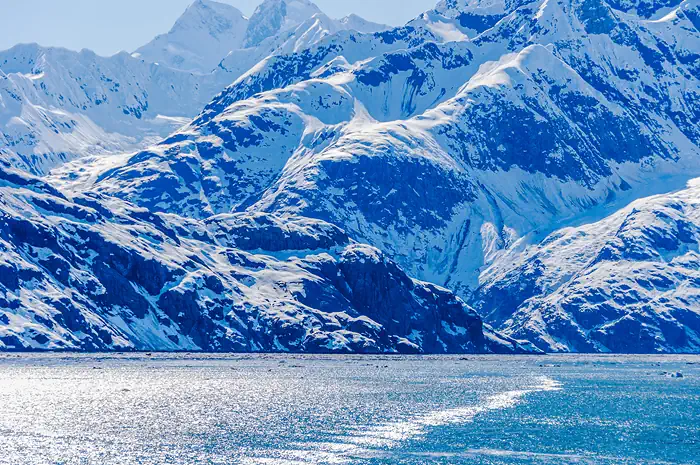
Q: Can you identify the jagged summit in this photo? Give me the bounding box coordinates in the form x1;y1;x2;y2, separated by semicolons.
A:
244;0;323;47
170;0;246;35
214;7;392;85
134;0;248;73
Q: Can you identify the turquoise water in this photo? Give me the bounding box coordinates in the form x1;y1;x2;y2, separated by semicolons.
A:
0;354;697;464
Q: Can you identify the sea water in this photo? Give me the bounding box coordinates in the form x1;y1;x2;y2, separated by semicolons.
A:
0;354;697;464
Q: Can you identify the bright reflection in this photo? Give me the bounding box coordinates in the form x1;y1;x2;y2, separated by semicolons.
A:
0;354;697;465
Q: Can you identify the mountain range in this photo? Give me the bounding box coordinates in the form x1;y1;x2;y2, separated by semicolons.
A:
0;0;698;353
0;0;389;176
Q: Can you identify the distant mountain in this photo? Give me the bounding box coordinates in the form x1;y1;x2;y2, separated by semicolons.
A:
134;0;389;77
244;0;324;48
134;0;249;74
337;14;391;34
215;11;392;86
0;44;217;175
0;0;389;177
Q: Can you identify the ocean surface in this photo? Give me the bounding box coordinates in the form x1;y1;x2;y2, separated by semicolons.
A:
0;354;697;465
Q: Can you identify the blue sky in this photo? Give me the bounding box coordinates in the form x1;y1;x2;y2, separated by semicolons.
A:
0;0;438;56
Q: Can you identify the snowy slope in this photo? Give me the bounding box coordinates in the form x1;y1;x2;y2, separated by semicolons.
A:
475;178;700;353
0;163;529;354
134;0;249;74
0;0;390;177
85;0;700;352
1;0;699;353
0;44;220;175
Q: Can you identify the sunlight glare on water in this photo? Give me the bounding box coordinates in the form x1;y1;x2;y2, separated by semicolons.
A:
0;354;697;465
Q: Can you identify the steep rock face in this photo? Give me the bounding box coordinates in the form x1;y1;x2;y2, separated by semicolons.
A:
0;164;527;354
335;245;527;354
475;179;700;353
134;0;249;74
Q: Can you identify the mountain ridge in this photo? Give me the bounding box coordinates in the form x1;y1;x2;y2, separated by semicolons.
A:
82;0;700;352
0;160;532;354
134;0;249;74
0;0;699;353
0;0;391;177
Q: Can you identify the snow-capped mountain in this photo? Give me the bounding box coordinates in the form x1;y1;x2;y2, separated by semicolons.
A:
215;8;391;89
337;14;392;34
134;0;249;74
0;43;221;175
0;162;530;353
87;0;700;352
1;0;699;353
0;0;390;178
244;0;324;48
475;177;700;353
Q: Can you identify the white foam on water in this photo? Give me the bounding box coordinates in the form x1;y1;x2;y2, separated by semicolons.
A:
406;448;682;465
240;376;563;464
346;376;562;449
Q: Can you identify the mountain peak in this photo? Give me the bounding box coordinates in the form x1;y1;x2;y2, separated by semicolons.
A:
244;0;323;48
171;0;246;37
134;0;248;73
